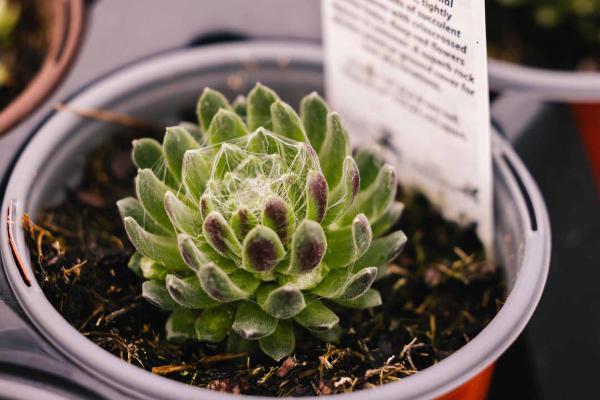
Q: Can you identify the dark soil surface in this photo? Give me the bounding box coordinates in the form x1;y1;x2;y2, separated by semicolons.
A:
0;0;48;110
23;129;505;396
487;1;600;71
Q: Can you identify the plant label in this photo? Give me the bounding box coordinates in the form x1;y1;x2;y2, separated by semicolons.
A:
322;0;493;252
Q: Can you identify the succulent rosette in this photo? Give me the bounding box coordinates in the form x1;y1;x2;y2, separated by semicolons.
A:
118;83;407;361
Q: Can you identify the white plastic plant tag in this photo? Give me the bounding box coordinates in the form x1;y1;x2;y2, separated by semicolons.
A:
322;0;493;252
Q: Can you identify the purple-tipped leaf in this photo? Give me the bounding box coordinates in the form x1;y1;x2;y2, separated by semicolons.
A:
288;220;327;274
242;225;285;273
305;170;329;222
202;211;242;260
230;207;258;241
338;164;397;225
142;280;180;311
262;196;295;244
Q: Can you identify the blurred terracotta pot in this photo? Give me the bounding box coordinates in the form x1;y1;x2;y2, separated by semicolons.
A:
0;0;85;134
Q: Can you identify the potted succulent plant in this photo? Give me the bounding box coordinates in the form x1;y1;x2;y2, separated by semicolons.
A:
117;83;407;362
0;0;85;134
0;42;550;399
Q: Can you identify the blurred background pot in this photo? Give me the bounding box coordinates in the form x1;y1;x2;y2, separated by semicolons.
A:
486;1;600;191
1;41;550;400
0;0;85;134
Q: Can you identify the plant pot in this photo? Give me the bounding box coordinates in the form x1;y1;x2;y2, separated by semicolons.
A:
1;41;550;399
0;0;85;134
488;58;600;191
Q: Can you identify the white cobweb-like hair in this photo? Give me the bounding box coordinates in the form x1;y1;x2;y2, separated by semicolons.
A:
201;128;322;223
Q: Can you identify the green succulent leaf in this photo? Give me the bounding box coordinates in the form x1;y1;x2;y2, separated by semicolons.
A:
177;121;204;144
322;157;360;225
308;324;342;343
332;288;382;309
117;197;169;235
354;147;384;190
324;213;372;268
338;164;397;225
207;109;248;145
226;332;258;353
131;138;177;187
242;225;285;273
278;262;329;290
288;220;327;274
312;267;377;300
294;300;339;331
182;149;213;201
142;280;180;310
197;87;232;131
319;113;350;188
247;83;279;131
166;309;201;343
271;100;308;143
232;95;247;119
123;217;187;271
257;284;306;319
127;252;144;277
354;231;408;270
165;274;220;309
164;191;202;235
195;305;235;343
163;126;200;182
197;264;259;302
370;201;404;237
232;301;278;340
140;257;168;280
259;320;295;362
300;92;328;154
135;169;177;232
